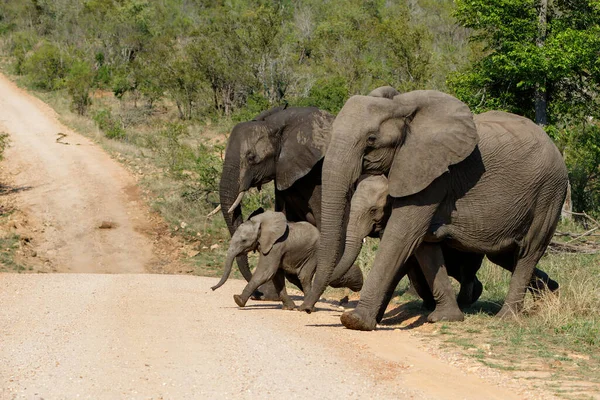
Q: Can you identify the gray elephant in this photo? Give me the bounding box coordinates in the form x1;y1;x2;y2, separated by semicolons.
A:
333;174;559;317
299;87;568;331
219;106;360;300
211;210;363;309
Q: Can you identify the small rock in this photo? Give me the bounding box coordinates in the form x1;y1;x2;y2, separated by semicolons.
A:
180;221;187;229
98;221;116;229
210;244;220;250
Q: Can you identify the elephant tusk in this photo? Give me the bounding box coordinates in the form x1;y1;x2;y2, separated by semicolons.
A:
228;191;246;213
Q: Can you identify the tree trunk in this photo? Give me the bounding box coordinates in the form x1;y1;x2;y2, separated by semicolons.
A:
535;0;548;126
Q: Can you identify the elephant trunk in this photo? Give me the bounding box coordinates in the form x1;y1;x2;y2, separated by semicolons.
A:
220;147;253;283
211;250;237;291
330;229;365;284
301;138;363;310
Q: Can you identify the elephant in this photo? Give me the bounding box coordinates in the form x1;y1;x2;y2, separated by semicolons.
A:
211;210;363;309
219;106;361;300
332;174;559;315
298;87;568;331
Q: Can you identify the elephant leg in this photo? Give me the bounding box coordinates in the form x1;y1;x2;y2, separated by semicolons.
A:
497;252;543;318
252;281;282;302
273;269;296;310
528;268;559;298
453;252;485;308
340;198;440;331
415;243;464;323
406;256;436;311
376;256;421;323
234;260;279;308
487;253;558;302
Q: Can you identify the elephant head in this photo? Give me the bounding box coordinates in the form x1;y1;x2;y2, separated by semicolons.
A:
330;175;391;284
212;210;288;291
219;106;333;281
300;89;479;311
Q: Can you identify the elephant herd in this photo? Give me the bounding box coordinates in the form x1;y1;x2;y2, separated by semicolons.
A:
213;86;568;331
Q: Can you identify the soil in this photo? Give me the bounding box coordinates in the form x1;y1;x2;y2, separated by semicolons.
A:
0;72;561;399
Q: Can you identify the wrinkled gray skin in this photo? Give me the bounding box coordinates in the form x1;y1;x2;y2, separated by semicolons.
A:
333;175;559;319
219;106;359;300
299;87;568;331
211;211;363;309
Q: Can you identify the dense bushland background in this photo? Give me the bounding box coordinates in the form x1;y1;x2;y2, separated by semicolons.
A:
0;0;598;215
0;1;599;393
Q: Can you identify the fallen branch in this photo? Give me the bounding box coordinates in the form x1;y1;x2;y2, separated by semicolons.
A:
562;210;600;228
548;241;600;254
566;226;599;243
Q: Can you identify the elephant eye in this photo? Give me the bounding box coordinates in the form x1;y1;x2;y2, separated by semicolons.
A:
366;134;377;146
246;152;257;164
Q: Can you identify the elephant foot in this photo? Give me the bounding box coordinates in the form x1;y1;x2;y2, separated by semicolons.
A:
427;306;464;323
282;303;297;311
233;294;246;308
496;304;520;319
546;278;559;292
297;302;314;313
340;309;377;331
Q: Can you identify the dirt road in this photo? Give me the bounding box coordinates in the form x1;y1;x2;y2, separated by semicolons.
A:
0;73;549;399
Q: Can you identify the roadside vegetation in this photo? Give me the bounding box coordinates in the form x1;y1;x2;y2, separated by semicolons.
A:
0;1;598;397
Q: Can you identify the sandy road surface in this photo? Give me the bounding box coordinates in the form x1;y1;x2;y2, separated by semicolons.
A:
0;73;548;399
1;274;534;400
0;73;154;273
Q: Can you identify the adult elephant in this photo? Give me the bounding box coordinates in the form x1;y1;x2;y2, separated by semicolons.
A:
332;174;558;318
299;88;568;331
220;106;362;299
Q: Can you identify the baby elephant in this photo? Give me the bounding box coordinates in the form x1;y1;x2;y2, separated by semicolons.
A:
211;210;363;309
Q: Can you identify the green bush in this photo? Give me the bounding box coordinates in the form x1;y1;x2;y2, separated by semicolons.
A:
92;109;126;140
65;59;94;115
296;76;349;114
7;31;37;75
21;41;69;90
231;93;271;123
551;124;600;216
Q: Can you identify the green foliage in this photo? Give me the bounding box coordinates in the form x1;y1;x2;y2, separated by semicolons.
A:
92;109;125;139
553;124;600;214
21;41;69;90
451;0;600;214
295;76;348;114
5;31;37;74
65;59;94;115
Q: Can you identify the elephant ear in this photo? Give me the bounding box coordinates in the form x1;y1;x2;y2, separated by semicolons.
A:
275;109;334;191
251;211;288;255
388;90;479;198
369;86;400;99
246;207;265;221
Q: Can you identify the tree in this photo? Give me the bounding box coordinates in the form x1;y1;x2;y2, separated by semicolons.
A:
450;0;600;214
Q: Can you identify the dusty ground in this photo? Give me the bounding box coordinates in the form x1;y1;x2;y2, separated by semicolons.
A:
0;73;558;399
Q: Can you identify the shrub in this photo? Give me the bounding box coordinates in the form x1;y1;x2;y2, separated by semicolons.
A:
295;76;349;114
21;41;69;90
92;109;126;140
65;59;94;115
6;31;36;75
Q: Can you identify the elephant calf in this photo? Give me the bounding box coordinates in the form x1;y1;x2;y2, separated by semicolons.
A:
211;210;363;309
